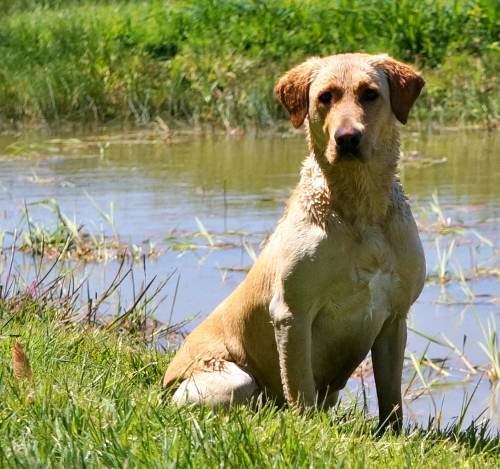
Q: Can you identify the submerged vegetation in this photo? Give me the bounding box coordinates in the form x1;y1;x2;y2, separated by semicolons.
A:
1;0;500;128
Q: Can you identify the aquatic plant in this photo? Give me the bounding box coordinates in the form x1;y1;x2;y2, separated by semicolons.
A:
12;198;158;262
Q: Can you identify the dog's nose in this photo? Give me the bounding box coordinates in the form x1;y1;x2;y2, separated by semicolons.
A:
334;127;362;150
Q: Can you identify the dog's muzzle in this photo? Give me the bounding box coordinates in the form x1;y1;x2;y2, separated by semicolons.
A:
334;127;363;161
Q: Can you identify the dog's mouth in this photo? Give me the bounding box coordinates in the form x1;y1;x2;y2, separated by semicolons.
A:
335;146;366;163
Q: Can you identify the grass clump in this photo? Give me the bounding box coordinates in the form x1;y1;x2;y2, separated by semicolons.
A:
0;0;500;128
4;198;160;262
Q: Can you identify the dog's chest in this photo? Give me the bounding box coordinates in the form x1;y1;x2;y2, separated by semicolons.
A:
313;268;393;328
309;271;394;389
282;220;397;296
280;223;398;388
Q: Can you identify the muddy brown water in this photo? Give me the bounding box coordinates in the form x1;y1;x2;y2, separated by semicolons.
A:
1;128;500;430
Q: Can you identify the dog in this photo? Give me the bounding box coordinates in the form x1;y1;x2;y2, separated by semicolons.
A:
163;53;426;431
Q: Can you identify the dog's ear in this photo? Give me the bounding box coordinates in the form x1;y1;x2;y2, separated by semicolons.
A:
275;58;321;129
381;57;425;125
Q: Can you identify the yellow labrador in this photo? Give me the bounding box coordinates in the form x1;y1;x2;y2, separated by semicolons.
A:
163;53;426;431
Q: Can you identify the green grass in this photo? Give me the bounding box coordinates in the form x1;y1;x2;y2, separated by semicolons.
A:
2;297;500;468
0;0;500;128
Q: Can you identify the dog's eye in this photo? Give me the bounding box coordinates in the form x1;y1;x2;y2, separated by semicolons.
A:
363;89;378;102
318;92;332;105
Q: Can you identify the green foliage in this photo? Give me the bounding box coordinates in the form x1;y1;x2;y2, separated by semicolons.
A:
0;0;500;127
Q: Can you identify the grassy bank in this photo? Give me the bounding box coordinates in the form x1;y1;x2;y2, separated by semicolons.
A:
1;264;500;468
0;0;500;128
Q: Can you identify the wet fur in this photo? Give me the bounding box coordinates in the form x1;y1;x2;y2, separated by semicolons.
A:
163;53;426;431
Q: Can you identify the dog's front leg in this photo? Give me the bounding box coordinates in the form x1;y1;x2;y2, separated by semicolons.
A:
270;295;316;408
371;314;407;432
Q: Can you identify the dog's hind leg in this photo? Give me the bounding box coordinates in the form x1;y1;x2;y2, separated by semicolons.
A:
171;361;260;407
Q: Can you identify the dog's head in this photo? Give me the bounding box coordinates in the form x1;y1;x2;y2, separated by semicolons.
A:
275;54;425;164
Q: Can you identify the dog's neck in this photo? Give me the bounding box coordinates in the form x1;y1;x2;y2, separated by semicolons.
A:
300;133;400;228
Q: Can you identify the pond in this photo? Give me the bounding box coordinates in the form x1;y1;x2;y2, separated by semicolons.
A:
1;127;500;430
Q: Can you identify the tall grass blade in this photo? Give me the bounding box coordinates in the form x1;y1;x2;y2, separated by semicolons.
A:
195;217;214;246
